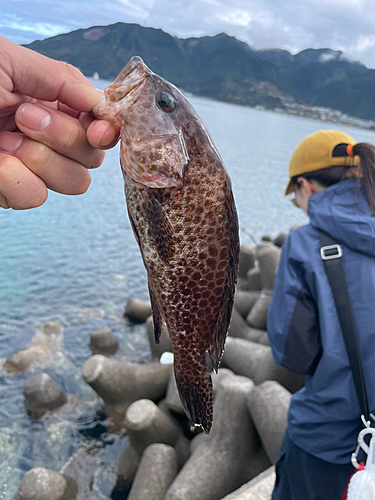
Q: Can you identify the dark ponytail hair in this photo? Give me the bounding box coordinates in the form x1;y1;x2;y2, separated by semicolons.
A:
291;142;375;214
353;143;375;213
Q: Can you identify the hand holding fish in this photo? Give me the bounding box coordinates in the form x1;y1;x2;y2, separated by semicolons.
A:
0;35;119;209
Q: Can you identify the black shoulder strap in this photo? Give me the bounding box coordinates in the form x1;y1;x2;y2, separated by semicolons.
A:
318;230;370;423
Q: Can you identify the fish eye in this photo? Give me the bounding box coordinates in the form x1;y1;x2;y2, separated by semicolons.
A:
156;92;176;113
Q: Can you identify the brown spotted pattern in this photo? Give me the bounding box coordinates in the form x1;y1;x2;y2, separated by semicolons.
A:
92;57;239;433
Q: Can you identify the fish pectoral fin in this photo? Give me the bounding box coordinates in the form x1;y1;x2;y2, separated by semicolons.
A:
127;208;141;248
148;285;164;344
174;360;213;434
146;194;175;262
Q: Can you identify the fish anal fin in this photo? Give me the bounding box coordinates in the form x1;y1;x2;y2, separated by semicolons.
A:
208;184;239;372
208;283;235;373
148;285;164;344
145;194;175;262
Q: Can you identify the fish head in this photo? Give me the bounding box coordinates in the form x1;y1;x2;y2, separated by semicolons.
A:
93;56;194;189
92;56;148;125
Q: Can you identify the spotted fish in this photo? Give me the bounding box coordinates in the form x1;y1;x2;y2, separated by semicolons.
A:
92;57;239;433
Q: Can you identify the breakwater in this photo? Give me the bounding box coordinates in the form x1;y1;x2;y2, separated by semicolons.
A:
10;231;303;500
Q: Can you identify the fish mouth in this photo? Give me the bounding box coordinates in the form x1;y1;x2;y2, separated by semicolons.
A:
104;56;150;107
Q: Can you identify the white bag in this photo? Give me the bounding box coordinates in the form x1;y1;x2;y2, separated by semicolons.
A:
347;428;375;500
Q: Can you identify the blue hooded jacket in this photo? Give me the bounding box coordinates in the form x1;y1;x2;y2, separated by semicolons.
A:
267;178;375;464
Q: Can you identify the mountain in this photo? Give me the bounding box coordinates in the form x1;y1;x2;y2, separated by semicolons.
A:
258;48;375;120
23;23;295;111
24;22;375;121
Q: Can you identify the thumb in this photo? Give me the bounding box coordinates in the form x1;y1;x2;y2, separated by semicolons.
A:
1;36;102;112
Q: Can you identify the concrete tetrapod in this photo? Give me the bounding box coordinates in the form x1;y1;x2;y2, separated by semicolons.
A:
60;442;104;500
113;443;141;496
256;243;281;292
113;397;189;496
248;381;291;464
238;244;256;279
246;293;272;331
258;332;269;346
233;291;261;319
229;307;254;339
128;444;179;500
165;375;270;500
89;327;119;356
82;355;172;424
145;316;172;360
221;337;268;381
222;337;304;394
273;232;287;248
23;373;68;418
124;298;152;323
164;369;235;420
246;266;262;292
124;398;190;467
4;322;63;374
164;373;185;415
18;467;77;500
221;466;276;500
255;348;304;394
229;307;266;343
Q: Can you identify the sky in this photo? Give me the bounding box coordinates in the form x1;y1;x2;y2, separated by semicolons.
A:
3;0;375;69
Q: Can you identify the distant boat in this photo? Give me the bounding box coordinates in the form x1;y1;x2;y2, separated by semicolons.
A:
92;72;100;80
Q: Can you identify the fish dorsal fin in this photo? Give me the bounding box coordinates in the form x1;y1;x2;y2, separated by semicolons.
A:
146;194;175;262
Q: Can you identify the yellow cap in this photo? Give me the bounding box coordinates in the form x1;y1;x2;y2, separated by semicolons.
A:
285;130;360;195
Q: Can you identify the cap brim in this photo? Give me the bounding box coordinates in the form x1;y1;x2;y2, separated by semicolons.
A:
285;180;294;196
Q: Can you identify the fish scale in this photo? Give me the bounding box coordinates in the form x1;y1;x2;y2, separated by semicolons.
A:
92;56;239;433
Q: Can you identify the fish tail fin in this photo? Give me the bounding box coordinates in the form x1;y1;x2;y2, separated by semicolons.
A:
174;358;213;434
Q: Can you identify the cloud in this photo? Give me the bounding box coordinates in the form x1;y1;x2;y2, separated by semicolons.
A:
0;18;67;38
216;10;252;27
3;0;375;68
318;52;339;63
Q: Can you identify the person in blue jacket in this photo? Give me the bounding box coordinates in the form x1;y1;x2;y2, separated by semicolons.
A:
268;129;375;500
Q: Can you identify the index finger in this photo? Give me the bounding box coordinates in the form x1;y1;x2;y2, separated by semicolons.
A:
1;36;102;112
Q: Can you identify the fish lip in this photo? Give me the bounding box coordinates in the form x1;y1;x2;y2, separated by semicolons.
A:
119;56;145;79
104;56;150;106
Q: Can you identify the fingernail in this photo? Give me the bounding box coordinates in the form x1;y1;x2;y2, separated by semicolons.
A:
0;132;23;152
18;104;51;131
95;122;116;147
100;129;116;147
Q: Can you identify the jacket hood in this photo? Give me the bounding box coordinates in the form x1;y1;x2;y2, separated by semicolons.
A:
308;178;375;257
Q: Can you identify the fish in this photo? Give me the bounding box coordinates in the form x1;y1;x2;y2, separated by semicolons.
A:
92;56;239;434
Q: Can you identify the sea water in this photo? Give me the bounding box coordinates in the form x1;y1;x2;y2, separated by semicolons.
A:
1;85;375;498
